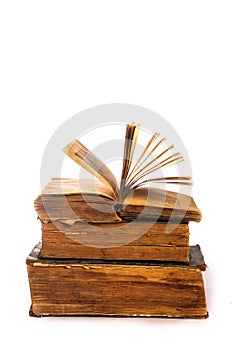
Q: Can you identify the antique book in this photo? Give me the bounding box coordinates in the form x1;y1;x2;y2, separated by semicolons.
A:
27;243;208;318
34;123;201;261
35;123;201;222
34;178;199;261
39;220;190;261
34;178;201;223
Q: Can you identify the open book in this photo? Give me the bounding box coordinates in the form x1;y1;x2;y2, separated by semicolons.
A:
34;124;201;228
63;123;193;212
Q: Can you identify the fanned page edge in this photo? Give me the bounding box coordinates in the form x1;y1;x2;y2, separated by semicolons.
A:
63;139;119;199
119;123;140;202
125;132;192;191
62;125;194;215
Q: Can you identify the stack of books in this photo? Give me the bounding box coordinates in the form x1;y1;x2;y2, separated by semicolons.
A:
26;124;208;318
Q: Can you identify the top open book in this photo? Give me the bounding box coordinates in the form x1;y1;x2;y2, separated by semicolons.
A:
58;123;201;222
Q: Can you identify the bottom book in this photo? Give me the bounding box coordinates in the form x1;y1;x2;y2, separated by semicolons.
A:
26;243;208;318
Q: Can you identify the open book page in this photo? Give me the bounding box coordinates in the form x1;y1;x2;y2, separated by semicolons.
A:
42;178;116;200
36;178;120;224
121;186;201;222
124;187;194;209
63;140;119;198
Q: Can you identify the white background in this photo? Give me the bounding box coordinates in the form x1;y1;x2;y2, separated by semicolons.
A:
1;1;233;349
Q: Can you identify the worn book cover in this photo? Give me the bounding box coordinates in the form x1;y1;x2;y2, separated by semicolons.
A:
27;243;208;318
